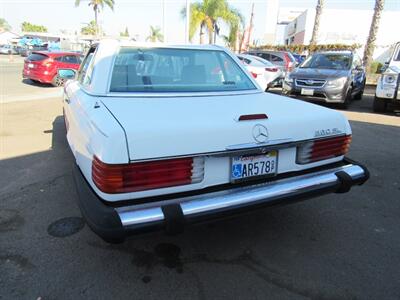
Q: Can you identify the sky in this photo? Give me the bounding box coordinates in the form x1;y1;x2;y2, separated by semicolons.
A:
1;0;399;44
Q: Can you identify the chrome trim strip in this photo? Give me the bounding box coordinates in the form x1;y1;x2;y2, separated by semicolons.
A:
116;163;365;228
128;134;346;163
295;78;326;88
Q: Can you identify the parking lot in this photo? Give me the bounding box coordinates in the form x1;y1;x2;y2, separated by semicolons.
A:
1;58;400;300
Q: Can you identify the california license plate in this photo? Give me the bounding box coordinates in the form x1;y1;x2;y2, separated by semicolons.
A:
231;151;278;181
301;88;314;96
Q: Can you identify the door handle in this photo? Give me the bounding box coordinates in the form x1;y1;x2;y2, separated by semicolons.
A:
65;97;70;104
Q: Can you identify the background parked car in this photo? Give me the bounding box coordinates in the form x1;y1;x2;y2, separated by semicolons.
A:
19;44;48;57
23;51;82;86
237;54;283;90
244;50;297;73
282;51;366;108
374;41;400;112
292;53;306;64
0;44;18;55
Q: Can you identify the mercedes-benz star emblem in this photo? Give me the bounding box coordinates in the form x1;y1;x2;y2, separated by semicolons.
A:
252;124;269;143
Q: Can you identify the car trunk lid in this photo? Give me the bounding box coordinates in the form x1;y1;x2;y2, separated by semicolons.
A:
101;92;349;161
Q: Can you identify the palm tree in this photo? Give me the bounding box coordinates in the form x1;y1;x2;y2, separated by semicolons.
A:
74;0;115;36
181;0;243;45
310;0;324;46
363;0;385;71
146;26;164;42
0;18;11;32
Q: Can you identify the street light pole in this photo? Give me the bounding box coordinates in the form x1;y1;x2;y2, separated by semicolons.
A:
185;0;190;44
162;0;166;42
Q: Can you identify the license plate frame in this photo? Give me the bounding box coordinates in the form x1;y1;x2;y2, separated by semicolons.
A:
230;151;278;182
301;88;314;96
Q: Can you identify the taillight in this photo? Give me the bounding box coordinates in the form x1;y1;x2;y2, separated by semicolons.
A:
92;156;204;193
296;135;352;164
283;53;294;71
265;67;278;72
42;58;53;67
250;72;258;78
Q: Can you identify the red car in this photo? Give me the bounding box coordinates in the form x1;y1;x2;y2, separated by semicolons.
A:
23;51;82;86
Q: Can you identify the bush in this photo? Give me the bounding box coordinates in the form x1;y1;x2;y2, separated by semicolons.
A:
369;61;383;74
251;43;362;54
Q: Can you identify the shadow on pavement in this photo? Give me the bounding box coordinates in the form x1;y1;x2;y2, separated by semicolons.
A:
21;78;54;88
0;115;400;299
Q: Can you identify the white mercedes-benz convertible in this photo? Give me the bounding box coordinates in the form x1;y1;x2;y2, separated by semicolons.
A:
59;40;369;243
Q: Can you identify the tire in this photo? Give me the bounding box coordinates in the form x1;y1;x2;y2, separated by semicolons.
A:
354;80;366;100
338;87;352;109
373;96;387;113
52;75;66;87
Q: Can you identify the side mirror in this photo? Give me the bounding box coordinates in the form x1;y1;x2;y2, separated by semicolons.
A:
58;69;76;80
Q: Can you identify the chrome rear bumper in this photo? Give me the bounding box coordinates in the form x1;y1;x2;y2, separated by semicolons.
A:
73;159;369;243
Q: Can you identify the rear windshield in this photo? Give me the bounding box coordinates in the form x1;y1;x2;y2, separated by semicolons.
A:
250;55;275;67
27;53;48;61
110;47;256;93
300;53;351;70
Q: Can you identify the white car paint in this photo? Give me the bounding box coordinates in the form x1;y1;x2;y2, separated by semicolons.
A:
375;42;400;100
237;54;283;91
63;40;352;203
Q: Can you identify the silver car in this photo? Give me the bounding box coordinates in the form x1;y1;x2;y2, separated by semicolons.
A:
0;45;18;55
282;51;366;109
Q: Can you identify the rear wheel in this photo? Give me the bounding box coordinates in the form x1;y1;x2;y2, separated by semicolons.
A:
373;96;387;113
52;75;65;87
354;80;366;100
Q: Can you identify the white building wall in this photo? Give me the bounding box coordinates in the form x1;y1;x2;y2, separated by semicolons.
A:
283;9;398;58
263;0;280;44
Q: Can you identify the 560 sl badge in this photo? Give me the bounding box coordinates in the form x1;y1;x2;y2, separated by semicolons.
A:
315;128;342;137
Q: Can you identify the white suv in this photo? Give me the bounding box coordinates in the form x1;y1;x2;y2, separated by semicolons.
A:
374;42;400;112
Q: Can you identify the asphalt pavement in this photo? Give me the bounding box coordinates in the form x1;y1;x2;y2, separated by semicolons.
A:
1;60;400;300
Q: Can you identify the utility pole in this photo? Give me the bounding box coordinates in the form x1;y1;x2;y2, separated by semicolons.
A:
185;0;190;44
162;0;166;42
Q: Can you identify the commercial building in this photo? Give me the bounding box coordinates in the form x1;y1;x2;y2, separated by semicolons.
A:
283;9;398;59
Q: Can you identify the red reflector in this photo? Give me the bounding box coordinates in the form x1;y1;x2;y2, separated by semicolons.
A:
297;135;352;164
250;72;258;78
238;114;268;121
92;156;199;193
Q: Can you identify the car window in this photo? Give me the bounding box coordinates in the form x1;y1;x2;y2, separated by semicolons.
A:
63;55;79;64
27;53;48;61
256;53;270;61
55;56;63;62
270;54;283;62
110;47;257;93
251;55;274;67
394;47;400;61
300;53;351;70
352;55;362;68
77;47;96;86
237;56;252;65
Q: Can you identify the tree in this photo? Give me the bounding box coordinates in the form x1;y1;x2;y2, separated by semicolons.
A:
363;0;385;70
146;26;163;42
120;26;129;37
21;22;47;32
0;18;11;32
310;0;324;46
181;0;243;44
75;0;115;36
81;21;97;35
